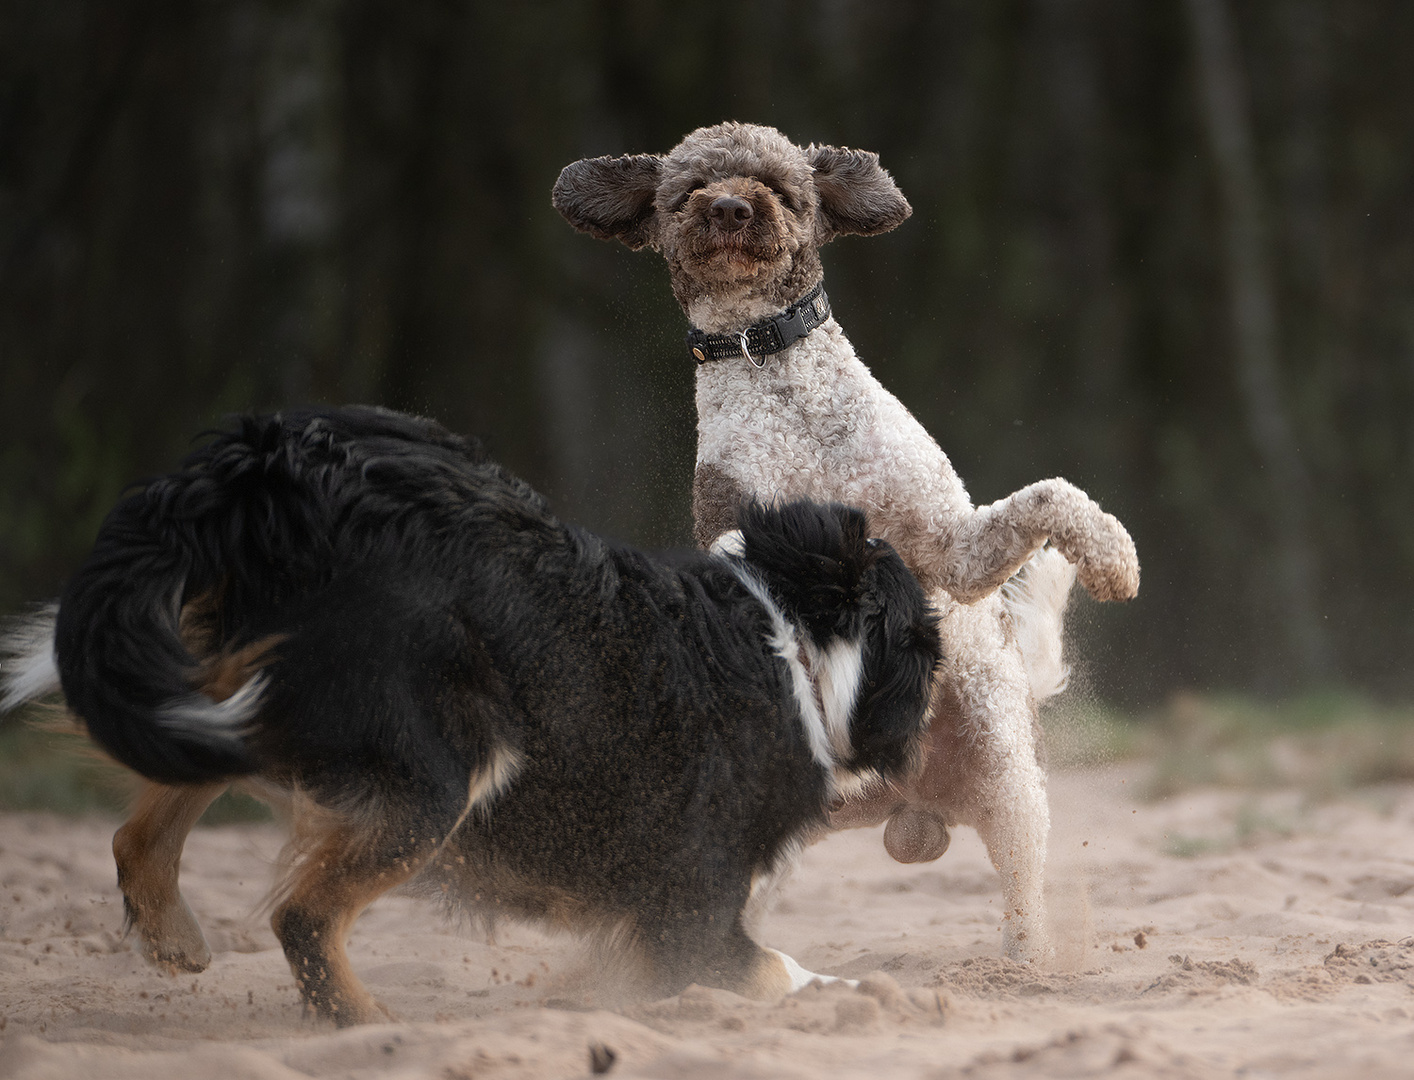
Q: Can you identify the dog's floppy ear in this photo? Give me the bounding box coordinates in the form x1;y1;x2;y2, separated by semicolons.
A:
847;547;942;779
807;145;912;242
736;499;876;645
552;154;662;250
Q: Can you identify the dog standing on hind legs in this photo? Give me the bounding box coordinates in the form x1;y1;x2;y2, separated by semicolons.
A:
554;121;1142;962
0;405;941;1025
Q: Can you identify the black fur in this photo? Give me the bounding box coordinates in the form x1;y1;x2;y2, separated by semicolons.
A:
45;405;941;1000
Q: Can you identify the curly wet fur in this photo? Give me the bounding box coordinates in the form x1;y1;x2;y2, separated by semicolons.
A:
554;121;1141;963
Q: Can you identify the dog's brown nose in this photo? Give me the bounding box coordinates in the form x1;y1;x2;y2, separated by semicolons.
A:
709;195;753;231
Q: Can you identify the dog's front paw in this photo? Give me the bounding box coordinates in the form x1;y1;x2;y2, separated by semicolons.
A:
1070;513;1140;603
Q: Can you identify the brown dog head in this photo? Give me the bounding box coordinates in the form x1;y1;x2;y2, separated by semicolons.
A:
552;122;912;332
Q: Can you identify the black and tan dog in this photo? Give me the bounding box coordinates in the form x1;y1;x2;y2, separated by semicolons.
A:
0;405;939;1025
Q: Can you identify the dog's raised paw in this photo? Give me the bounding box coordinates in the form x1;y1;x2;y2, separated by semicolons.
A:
1076;559;1139;603
1072;518;1140;603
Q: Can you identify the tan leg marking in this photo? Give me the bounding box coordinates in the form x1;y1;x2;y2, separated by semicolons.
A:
271;823;438;1026
112;780;227;972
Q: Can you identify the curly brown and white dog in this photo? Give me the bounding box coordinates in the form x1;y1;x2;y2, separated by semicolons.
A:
0;405;941;1024
554;121;1141;962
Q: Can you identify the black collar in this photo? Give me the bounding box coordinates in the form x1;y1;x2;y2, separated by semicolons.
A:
687;281;831;367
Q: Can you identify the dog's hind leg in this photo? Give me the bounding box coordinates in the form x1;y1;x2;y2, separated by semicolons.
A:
271;798;471;1026
905;602;1054;963
967;753;1051;963
113;780;228;972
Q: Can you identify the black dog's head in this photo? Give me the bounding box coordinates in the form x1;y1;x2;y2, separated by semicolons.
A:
729;500;940;785
552;122;912;328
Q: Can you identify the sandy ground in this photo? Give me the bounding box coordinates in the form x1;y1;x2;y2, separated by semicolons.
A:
2;763;1413;1079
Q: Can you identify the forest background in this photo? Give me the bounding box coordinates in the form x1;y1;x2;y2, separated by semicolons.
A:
2;0;1411;709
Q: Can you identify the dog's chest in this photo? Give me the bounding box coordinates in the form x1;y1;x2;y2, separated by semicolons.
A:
698;344;868;479
694;330;946;516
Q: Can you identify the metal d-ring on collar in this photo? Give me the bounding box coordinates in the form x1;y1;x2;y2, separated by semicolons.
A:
737;329;764;368
686;281;831;367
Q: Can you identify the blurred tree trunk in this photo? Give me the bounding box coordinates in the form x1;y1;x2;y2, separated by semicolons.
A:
1184;0;1331;681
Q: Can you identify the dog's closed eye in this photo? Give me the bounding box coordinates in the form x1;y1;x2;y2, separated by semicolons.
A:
762;181;801;212
670;178;712;212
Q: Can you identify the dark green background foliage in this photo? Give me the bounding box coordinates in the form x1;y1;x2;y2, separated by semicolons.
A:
2;0;1410;704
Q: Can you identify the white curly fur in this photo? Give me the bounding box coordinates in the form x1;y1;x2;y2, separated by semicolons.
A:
1002;547;1078;701
554;121;1140;965
693;321;1136;604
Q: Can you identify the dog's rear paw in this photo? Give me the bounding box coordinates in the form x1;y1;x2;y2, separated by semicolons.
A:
1001;927;1055;967
131;896;212;974
143;942;212;974
298;983;393;1027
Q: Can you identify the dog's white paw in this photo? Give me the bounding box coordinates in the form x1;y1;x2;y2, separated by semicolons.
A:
768;948;857;993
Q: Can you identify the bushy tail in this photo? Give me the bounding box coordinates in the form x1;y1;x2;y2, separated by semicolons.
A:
45;478;268;785
3;406;471;787
1001;546;1077;703
0;537;263;786
0;604;61;713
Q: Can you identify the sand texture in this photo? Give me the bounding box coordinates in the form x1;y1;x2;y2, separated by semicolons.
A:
3;764;1413;1079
